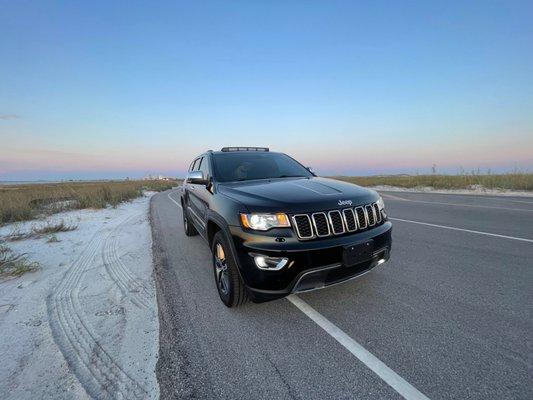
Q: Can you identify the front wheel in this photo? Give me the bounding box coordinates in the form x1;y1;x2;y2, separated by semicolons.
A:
211;231;248;307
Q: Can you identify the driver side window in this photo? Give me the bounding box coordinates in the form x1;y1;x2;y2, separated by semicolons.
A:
198;156;210;179
190;158;200;172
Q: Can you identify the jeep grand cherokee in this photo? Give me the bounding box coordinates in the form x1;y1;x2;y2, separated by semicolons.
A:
180;147;392;307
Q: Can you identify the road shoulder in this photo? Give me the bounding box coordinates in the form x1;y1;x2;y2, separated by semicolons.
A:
150;191;215;399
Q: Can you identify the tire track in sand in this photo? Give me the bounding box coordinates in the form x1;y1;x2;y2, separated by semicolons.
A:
102;214;155;310
46;222;150;399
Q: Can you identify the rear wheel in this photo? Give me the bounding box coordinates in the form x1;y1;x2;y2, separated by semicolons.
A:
183;206;198;236
212;231;248;307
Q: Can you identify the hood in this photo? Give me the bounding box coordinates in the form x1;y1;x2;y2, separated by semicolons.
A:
218;177;378;213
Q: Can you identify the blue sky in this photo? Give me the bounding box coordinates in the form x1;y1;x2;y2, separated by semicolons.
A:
1;0;532;180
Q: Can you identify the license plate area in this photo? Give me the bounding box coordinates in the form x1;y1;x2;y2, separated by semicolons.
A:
343;240;374;267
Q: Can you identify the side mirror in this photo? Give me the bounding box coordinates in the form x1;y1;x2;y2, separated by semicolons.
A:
186;171;208;185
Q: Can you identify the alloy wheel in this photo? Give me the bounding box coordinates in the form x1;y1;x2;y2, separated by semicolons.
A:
214;243;230;295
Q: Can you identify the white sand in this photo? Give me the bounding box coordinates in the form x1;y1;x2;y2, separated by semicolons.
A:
0;195;159;399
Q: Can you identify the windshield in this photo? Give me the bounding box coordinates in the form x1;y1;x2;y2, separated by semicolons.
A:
212;152;313;182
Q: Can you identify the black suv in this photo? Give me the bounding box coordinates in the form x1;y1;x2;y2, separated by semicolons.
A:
181;147;392;307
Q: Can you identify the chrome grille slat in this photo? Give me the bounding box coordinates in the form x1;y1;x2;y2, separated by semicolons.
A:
292;202;384;240
365;204;376;226
312;212;330;237
355;206;367;230
291;214;314;239
328;210;345;235
373;203;382;223
342;208;357;232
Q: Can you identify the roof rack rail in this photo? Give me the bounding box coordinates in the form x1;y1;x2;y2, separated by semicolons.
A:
221;147;269;152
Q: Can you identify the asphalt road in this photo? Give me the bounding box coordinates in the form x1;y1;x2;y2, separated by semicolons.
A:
150;189;533;400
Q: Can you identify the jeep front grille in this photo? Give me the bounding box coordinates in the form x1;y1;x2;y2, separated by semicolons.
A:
291;202;384;240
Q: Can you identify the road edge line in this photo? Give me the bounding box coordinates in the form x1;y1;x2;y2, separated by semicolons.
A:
167;192;182;209
382;196;533;212
389;217;533;243
287;295;430;400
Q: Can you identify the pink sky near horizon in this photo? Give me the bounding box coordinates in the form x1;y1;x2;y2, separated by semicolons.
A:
2;129;532;180
3;103;531;180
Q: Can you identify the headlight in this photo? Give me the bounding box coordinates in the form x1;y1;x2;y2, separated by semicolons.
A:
377;196;385;210
240;213;290;231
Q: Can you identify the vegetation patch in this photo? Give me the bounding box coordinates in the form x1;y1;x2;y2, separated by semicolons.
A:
5;220;78;241
33;221;78;235
0;245;40;278
46;234;60;243
333;173;533;191
0;179;181;225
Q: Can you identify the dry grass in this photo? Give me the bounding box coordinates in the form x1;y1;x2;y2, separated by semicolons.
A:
333;173;533;191
6;220;78;241
33;220;78;235
46;234;60;243
0;244;40;278
0;179;180;225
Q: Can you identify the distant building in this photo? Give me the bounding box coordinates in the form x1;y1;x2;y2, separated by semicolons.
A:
142;174;174;181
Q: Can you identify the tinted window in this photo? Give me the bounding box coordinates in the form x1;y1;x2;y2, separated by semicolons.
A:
191;158;200;171
198;156;210;178
212;152;312;182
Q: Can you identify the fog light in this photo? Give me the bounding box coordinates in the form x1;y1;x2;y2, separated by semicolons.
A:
377;258;386;265
250;253;288;271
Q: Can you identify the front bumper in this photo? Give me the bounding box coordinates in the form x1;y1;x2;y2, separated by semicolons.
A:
229;221;392;302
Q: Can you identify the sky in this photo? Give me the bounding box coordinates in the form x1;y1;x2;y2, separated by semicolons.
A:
1;0;532;181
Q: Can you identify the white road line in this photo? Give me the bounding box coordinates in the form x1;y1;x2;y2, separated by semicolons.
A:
506;199;533;205
287;295;430;400
390;217;533;243
381;194;533;212
167;192;182;209
381;193;410;201
379;190;533;202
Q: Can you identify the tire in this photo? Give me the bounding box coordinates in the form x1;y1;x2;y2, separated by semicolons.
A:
211;231;248;307
183;206;198;236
